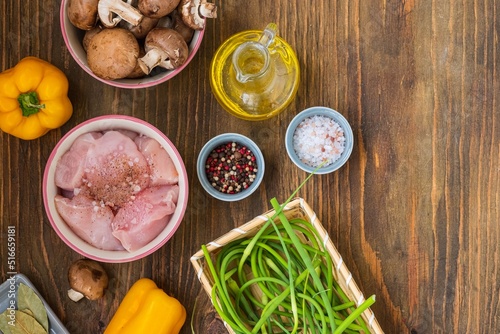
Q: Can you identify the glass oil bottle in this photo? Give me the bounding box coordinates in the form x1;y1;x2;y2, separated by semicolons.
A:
210;23;300;121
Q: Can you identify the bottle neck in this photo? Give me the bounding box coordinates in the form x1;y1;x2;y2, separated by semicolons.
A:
232;41;272;84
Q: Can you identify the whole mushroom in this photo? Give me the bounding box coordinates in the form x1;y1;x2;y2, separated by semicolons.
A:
155;13;173;28
170;10;194;43
138;28;188;74
138;0;180;19
68;0;99;30
98;0;144;28
119;15;159;39
82;26;102;52
119;0;159;39
87;27;140;80
127;47;147;78
178;0;217;30
67;259;109;302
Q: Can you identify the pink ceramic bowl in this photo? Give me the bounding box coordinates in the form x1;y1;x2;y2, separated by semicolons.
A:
43;115;189;263
60;0;205;89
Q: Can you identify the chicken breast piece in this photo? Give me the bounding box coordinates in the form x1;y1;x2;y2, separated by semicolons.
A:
54;194;125;251
84;131;151;207
135;136;179;186
55;132;102;191
112;185;179;252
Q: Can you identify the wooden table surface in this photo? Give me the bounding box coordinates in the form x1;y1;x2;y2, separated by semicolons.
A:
1;0;499;333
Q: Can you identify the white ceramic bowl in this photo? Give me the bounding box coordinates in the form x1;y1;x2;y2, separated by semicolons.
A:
43;115;189;263
285;106;354;174
197;133;265;201
60;0;204;89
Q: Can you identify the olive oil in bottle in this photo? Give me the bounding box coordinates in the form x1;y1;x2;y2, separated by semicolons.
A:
210;23;300;121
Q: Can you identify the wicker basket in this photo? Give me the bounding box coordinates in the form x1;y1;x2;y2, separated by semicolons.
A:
191;197;384;333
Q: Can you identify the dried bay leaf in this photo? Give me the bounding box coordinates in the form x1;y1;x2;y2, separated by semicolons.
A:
19;309;33;317
17;283;49;332
0;308;14;334
5;310;46;334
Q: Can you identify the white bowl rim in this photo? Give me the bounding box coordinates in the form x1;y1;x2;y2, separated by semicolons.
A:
59;1;205;89
197;133;265;202
285;106;354;174
43;115;189;263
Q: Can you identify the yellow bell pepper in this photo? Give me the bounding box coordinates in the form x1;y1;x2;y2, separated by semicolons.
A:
104;278;187;334
0;57;73;140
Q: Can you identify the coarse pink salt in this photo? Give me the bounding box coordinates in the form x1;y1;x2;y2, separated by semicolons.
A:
292;115;345;167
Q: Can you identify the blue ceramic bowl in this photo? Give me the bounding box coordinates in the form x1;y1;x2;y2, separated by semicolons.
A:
197;133;265;201
285;106;354;174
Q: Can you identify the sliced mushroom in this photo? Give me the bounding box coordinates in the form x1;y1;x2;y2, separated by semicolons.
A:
170;10;194;43
138;28;188;74
68;0;99;30
87;28;140;80
98;0;143;28
178;0;217;30
138;0;180;19
82;26;102;52
67;259;108;302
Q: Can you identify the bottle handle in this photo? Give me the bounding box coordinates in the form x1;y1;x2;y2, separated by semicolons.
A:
258;23;278;48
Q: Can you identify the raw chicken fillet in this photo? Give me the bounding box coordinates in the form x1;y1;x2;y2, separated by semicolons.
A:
112;185;179;252
54;130;180;252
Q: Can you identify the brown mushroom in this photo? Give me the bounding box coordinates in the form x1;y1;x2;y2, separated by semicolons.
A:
68;0;99;30
138;28;188;74
170;10;194;43
87;28;140;80
118;0;159;39
178;0;217;30
138;0;180;19
119;15;159;39
127;46;147;78
82;26;102;52
155;13;173;29
97;0;143;28
67;259;108;302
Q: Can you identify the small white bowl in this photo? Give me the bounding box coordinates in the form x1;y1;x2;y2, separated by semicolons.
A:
43;115;189;263
60;0;204;89
197;133;265;202
285;106;354;174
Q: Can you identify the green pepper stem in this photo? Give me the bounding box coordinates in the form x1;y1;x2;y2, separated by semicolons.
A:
18;91;45;117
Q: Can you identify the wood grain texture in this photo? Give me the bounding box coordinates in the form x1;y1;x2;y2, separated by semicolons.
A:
1;0;498;333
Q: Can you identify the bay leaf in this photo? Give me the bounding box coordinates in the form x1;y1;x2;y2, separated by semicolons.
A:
18;309;32;317
0;309;14;334
17;283;49;332
4;310;46;334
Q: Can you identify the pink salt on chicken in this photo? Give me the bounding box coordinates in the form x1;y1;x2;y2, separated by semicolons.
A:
54;194;125;251
84;131;151;208
112;185;179;252
55;132;102;191
135;136;179;186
